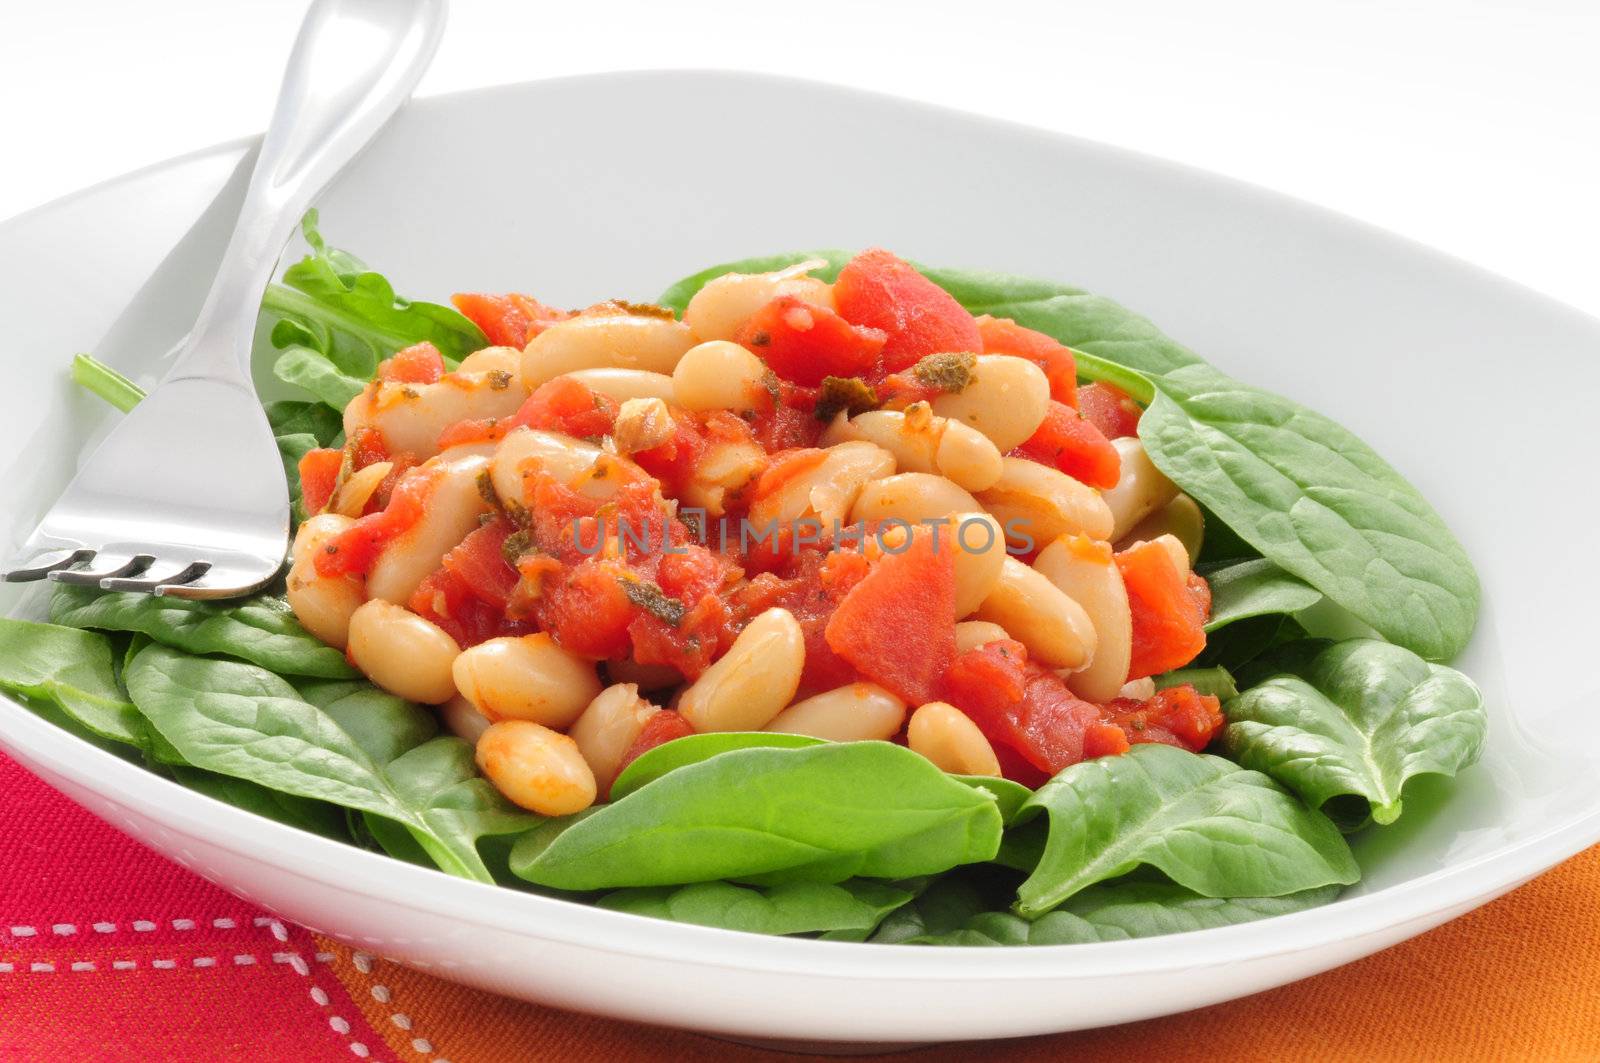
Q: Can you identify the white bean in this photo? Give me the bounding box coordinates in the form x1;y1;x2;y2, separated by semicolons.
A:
1033;535;1133;703
978;456;1114;551
974;558;1098;670
672;340;770;413
827;405;1003;492
346;600;459;704
367;452;492;604
342;370;527;460
1119;494;1205;567
451;633;602;728
1101;436;1180;541
328;461;391;518
565;367;678;403
849;473;981;527
490;427;636;509
291;513;354;565
876;512;1006;617
1118;677;1157;701
476;721;597;816
679;438;767;517
907;702;1002;776
683;262;835;343
954;620;1010;654
568;683;662;792
765;683;907;742
678;608;804;732
610;397;677;455
440;695;492;745
456;345;523;376
523;312;695;386
284;555;364;650
751;441;897;530
930;354;1050;452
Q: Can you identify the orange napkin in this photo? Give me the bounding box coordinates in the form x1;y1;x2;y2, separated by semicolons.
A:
317;845;1600;1062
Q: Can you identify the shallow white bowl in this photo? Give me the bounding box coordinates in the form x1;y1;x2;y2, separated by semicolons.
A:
2;72;1599;1045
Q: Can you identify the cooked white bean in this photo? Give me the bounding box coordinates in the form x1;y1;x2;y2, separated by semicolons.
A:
328;461;391;518
491;427;636;509
476;720;597;816
672;340;770;413
907;702;1002;776
451;633;602;728
523;312;695;386
1101;436;1180;541
1120;494;1205;567
1118;677;1157;701
974;558;1097;670
564;367;677;403
291;513;354;565
455;345;523;376
568;683;662;791
826;405;1003;492
678;608;804;732
1033;535;1133;703
285;556;364;650
765;683;907;742
870;511;1003;618
346;599;459;704
679;438;766;517
978;456;1114;551
610;397;677;455
930;354;1050;452
752;441;897;530
849;473;981;527
954;620;1011;654
683;262;835;343
367;453;493;604
342;370;527;460
440;695;493;745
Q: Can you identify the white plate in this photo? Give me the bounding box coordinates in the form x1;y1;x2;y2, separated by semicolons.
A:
2;72;1599;1045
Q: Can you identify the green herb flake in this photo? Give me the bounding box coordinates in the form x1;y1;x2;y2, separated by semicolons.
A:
501;529;534;566
814;376;880;422
912;352;977;393
620;577;687;627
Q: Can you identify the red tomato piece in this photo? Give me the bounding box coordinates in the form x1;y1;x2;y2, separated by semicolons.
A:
613;710;697;787
977;316;1078;406
1077;382;1143;439
736;296;886;386
530;558;638;660
438;375;620;450
408;566;528;648
314;469;430;578
1010;401;1121;490
833;249;982;373
451;292;572;348
1101;683;1225;752
376;342;446;385
1116;540;1210;680
440;517;520;611
297;448;342;516
824;529;956;706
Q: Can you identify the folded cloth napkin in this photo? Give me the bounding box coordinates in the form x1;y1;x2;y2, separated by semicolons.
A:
2;750;1595;1062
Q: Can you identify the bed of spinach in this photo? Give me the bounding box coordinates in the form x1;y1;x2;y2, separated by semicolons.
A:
0;231;1494;949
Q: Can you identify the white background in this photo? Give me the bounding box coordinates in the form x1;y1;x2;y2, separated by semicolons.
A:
2;0;1596;315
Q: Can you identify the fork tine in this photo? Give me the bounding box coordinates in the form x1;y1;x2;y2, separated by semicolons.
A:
100;560;212;594
1;548;94;583
48;553;153;587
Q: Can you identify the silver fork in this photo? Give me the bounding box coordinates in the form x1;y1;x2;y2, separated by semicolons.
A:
2;0;446;600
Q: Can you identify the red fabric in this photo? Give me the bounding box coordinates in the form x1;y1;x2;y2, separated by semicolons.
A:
0;752;382;1062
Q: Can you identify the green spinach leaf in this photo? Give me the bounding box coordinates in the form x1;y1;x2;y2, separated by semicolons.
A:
51;585;357;679
609;731;823;800
1015;743;1357;917
0;618;147;747
1223;638;1486;829
657;251;851;314
1204;558;1322;632
597;879;914;936
167;765;349;840
1153;666;1239;701
513;741;1003;891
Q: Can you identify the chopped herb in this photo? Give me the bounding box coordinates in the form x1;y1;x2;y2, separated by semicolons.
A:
814;376;880;422
487;369;513;390
620;577;687;627
400;386;422;400
761;369;782;406
610;300;677;320
748;330;772;348
912;352;977;393
501;529;534;565
477;469;500;509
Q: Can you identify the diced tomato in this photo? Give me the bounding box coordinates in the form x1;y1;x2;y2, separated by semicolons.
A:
1101;683;1225;752
977;316;1078;406
729;549;869;696
297;448;342;516
824;529;956;705
408;566;529;648
376;342;445;385
1116;540;1210;680
736;296;886;386
614;710;697;787
438;375;620;450
1010;401;1121;489
451;292;572;348
747;379;825;452
314;468;430;578
1077;382;1142;439
440;517;520;611
349;427;389;469
834;249;982;373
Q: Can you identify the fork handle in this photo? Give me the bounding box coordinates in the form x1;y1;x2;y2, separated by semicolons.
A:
167;0;447;388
